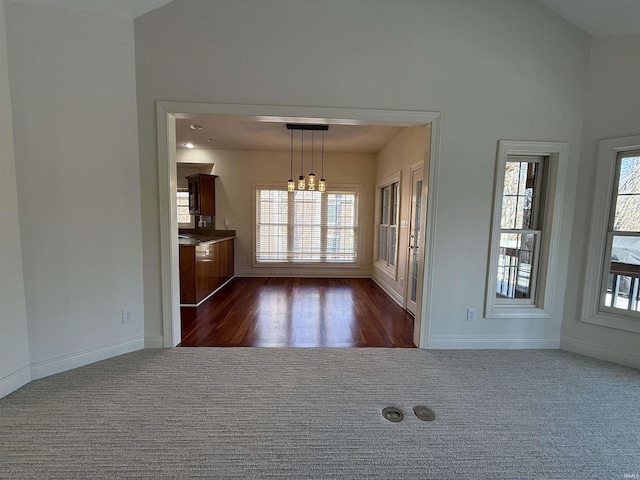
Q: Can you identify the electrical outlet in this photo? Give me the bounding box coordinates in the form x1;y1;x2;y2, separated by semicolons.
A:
121;310;133;324
466;308;476;321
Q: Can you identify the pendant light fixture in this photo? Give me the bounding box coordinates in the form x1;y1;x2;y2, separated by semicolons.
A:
286;123;329;192
318;129;326;193
287;128;295;192
297;128;306;190
308;130;316;191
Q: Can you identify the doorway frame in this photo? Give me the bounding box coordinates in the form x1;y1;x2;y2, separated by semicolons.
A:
156;102;442;348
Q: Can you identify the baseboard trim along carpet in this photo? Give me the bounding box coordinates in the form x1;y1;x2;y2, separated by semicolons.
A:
0;364;31;399
427;335;561;349
561;337;640;370
30;336;144;380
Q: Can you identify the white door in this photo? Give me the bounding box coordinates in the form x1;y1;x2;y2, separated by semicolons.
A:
406;166;424;317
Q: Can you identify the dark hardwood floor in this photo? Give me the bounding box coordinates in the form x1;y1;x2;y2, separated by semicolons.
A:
180;277;416;348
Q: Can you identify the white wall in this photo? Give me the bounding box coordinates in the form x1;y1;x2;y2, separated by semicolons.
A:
136;0;589;348
5;2;144;377
373;126;429;304
179;148;376;277
0;1;30;397
561;34;640;367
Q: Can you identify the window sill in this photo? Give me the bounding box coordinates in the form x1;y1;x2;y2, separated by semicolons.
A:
484;305;551;319
581;311;640;334
374;260;397;280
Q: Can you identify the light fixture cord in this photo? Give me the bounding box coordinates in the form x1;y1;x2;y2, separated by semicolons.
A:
311;130;314;173
290;128;293;179
321;130;325;178
300;129;304;176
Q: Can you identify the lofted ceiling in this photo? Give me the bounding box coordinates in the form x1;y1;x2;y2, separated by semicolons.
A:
537;0;640;36
8;0;640;36
13;1;638;151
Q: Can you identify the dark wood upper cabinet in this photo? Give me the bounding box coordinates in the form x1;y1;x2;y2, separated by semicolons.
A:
187;173;217;216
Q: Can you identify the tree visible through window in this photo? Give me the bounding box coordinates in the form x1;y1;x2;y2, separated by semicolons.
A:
255;187;358;264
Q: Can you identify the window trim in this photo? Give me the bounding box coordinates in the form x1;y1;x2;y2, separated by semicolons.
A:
252;182;362;268
485;140;569;319
582;134;640;333
375;172;401;279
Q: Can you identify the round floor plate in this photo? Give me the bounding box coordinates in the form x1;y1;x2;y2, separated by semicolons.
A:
413;405;435;421
382;407;404;423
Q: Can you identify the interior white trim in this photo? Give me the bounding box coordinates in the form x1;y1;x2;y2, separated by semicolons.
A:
157;102;442;349
428;335;560;350
561;337;640;370
485;140;569;319
371;276;404;307
0;365;32;399
30;337;144;380
581;134;640;334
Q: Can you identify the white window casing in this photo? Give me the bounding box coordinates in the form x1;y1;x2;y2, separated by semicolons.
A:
253;183;361;268
375;172;401;279
582;134;640;333
485;140;569;319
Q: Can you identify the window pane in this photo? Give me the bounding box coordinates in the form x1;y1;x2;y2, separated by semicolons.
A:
391;183;400;225
614;195;640;232
617;156;640;195
379;225;388;261
327;228;355;261
381;186;390;224
496;232;537;299
501;161;539;230
389;226;397;266
606;235;640;311
257;225;288;261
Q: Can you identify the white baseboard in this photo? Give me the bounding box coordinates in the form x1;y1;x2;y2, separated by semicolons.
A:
0;365;32;399
30;336;144;380
234;270;372;278
370;276;403;307
561;337;640;370
144;336;165;349
427;335;561;349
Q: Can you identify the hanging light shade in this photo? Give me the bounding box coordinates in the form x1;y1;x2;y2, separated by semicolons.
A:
297;128;306;190
307;130;316;191
286;124;328;191
318;129;326;193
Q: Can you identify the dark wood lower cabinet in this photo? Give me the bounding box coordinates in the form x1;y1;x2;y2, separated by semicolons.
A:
180;238;234;305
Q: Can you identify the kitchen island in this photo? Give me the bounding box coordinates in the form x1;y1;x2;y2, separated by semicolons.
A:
179;234;235;306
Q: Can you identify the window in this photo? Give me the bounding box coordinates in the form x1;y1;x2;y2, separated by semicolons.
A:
495;156;545;302
177;189;194;228
255;185;359;264
377;175;400;275
486;141;568;319
602;151;640;314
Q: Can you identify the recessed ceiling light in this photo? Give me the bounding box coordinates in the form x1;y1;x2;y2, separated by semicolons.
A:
189;124;203;130
184;143;195;149
207;138;215;143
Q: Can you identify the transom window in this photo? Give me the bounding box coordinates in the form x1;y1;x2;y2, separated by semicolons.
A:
255;186;358;264
601;150;640;314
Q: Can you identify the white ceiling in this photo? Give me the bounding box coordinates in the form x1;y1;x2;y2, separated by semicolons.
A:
10;1;640;36
537;0;640;36
7;0;173;19
176;117;404;154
